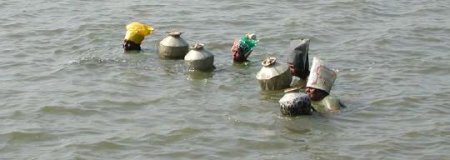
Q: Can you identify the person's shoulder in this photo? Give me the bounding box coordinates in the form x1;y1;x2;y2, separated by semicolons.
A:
323;95;342;110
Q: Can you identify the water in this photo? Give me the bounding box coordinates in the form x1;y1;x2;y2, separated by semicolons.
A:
1;0;449;159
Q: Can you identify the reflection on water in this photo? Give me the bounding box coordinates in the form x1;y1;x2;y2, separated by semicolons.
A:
186;70;214;80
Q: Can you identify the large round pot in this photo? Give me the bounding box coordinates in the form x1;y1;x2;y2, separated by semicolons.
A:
256;57;292;91
184;43;215;72
159;32;189;59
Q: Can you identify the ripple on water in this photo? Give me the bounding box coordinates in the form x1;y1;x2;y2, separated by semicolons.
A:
40;106;102;116
66;140;126;151
0;131;56;143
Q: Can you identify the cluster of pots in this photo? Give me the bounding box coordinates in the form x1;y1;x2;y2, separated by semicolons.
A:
158;32;310;91
158;32;214;72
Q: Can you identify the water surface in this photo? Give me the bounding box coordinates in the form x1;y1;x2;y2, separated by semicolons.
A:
1;0;449;159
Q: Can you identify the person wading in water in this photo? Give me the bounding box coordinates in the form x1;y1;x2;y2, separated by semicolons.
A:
122;22;153;51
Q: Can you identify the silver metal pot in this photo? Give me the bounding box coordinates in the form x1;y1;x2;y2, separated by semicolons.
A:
256;57;292;91
184;43;215;71
159;32;189;59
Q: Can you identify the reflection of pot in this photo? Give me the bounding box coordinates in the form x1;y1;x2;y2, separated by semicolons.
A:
184;43;215;72
159;32;189;59
256;57;292;91
187;70;214;80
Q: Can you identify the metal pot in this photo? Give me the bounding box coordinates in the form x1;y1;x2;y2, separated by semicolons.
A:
256;57;292;91
159;32;189;59
184;43;215;71
287;38;310;79
279;92;312;116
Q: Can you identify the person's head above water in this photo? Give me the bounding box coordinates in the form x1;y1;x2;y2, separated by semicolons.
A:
305;57;336;101
287;38;310;80
279;89;312;116
231;33;258;62
305;87;329;101
122;22;153;51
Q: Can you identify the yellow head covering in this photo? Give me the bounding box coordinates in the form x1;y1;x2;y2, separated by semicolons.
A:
124;22;154;44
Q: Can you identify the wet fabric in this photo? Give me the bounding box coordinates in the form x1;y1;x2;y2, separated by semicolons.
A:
124;22;153;44
231;35;258;62
231;40;246;62
310;95;342;113
290;76;307;88
279;92;312;116
287;39;310;79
